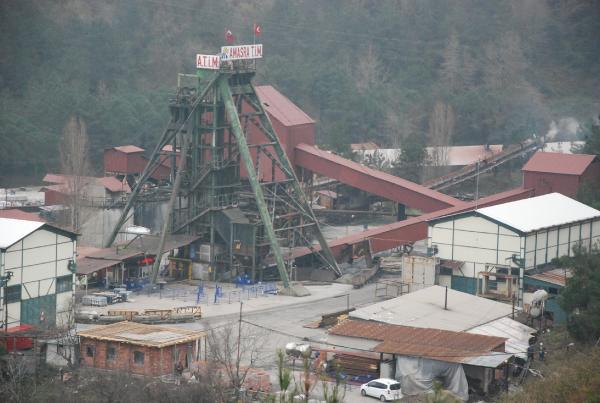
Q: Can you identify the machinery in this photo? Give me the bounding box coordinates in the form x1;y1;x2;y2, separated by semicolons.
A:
106;45;340;288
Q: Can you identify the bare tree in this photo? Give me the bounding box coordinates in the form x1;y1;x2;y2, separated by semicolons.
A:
60;115;91;232
428;102;455;167
0;354;35;403
206;319;268;400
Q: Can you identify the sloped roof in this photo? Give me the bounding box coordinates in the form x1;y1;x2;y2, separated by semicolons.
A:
522;151;596;175
0;218;45;249
43;173;130;194
526;268;573;287
113;145;145;154
99;176;131;193
255;85;314;126
475;193;600;233
349;285;514;331
329;320;506;364
0;209;44;222
468;317;536;360
77;321;204;348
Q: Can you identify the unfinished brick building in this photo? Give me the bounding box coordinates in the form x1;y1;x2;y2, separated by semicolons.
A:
78;321;206;377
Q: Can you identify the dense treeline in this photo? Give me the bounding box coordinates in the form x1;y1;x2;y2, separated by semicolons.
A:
1;0;599;180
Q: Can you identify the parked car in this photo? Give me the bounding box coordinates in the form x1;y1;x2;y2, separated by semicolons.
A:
360;378;402;401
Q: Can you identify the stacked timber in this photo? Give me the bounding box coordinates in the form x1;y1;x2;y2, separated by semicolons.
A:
333;353;379;377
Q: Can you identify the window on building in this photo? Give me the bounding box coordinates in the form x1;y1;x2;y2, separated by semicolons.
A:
86;345;95;357
134;351;144;365
107;346;116;360
4;285;21;304
56;275;73;293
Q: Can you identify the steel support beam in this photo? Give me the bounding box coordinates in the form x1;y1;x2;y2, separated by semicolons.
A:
219;78;291;288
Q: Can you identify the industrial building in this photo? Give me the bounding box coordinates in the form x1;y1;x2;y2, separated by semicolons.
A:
78;321;206;377
522;152;600;198
0;217;77;328
427;193;600;305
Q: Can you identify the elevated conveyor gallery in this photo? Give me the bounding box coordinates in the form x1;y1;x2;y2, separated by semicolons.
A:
294;143;462;213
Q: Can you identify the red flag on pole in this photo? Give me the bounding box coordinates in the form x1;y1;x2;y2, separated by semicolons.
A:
225;29;235;44
253;23;262;36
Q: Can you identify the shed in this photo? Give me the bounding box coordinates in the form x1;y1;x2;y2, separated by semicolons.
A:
328;319;509;399
522;152;600;197
78;321;206;377
428;193;600;305
103;145;170;181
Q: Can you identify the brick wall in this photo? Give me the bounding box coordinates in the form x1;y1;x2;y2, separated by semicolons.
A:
80;338;196;377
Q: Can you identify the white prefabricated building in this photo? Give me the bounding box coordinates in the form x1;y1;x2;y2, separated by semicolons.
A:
0;218;77;328
427;193;600;305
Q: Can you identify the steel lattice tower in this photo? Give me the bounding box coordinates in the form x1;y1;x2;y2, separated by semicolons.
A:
106;61;340;287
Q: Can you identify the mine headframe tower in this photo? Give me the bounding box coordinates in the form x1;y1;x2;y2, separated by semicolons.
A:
106;60;340;288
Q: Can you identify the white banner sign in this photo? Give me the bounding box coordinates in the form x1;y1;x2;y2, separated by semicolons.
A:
196;54;221;70
220;44;263;61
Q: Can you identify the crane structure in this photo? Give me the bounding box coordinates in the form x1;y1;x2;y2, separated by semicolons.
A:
106;45;340;288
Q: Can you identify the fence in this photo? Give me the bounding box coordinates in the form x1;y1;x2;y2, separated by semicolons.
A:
137;282;278;305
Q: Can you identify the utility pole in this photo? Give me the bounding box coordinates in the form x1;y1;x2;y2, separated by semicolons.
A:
236;301;243;400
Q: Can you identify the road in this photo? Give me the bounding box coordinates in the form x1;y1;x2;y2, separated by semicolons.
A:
189;280;396;402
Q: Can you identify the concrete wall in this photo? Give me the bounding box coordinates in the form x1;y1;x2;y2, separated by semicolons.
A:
78;207;134;247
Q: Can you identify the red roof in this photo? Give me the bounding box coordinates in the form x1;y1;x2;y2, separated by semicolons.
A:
99;176;131;193
522;152;597;176
0;209;44;222
113;145;145;154
329;320;506;364
255;85;314;127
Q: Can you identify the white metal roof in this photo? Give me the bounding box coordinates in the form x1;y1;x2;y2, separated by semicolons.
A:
468;317;536;360
0;217;45;249
476;193;600;233
349;285;514;332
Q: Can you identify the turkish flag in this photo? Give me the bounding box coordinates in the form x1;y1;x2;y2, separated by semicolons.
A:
225;29;235;44
253;23;262;36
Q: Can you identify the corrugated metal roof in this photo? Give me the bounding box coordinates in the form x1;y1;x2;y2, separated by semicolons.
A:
99;176;131;193
329;320;506;364
522;151;596;175
76;257;121;275
113;145;145;154
476;193;600;233
349;285;514;331
0;209;43;222
0;217;45;249
526;268;573;287
77;321;204;348
255;85;314;127
468;317;536;360
87;234;200;261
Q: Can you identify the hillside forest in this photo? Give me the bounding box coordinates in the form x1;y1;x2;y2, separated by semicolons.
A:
1;0;599;182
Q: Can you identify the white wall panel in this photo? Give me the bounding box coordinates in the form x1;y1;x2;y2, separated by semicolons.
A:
7;302;20;324
4;250;22;270
454;216;498;233
23;245;56;267
431;226;453;244
23;229;55;249
57;242;74;261
497;234;521;253
6;240;22;253
22;262;55;283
